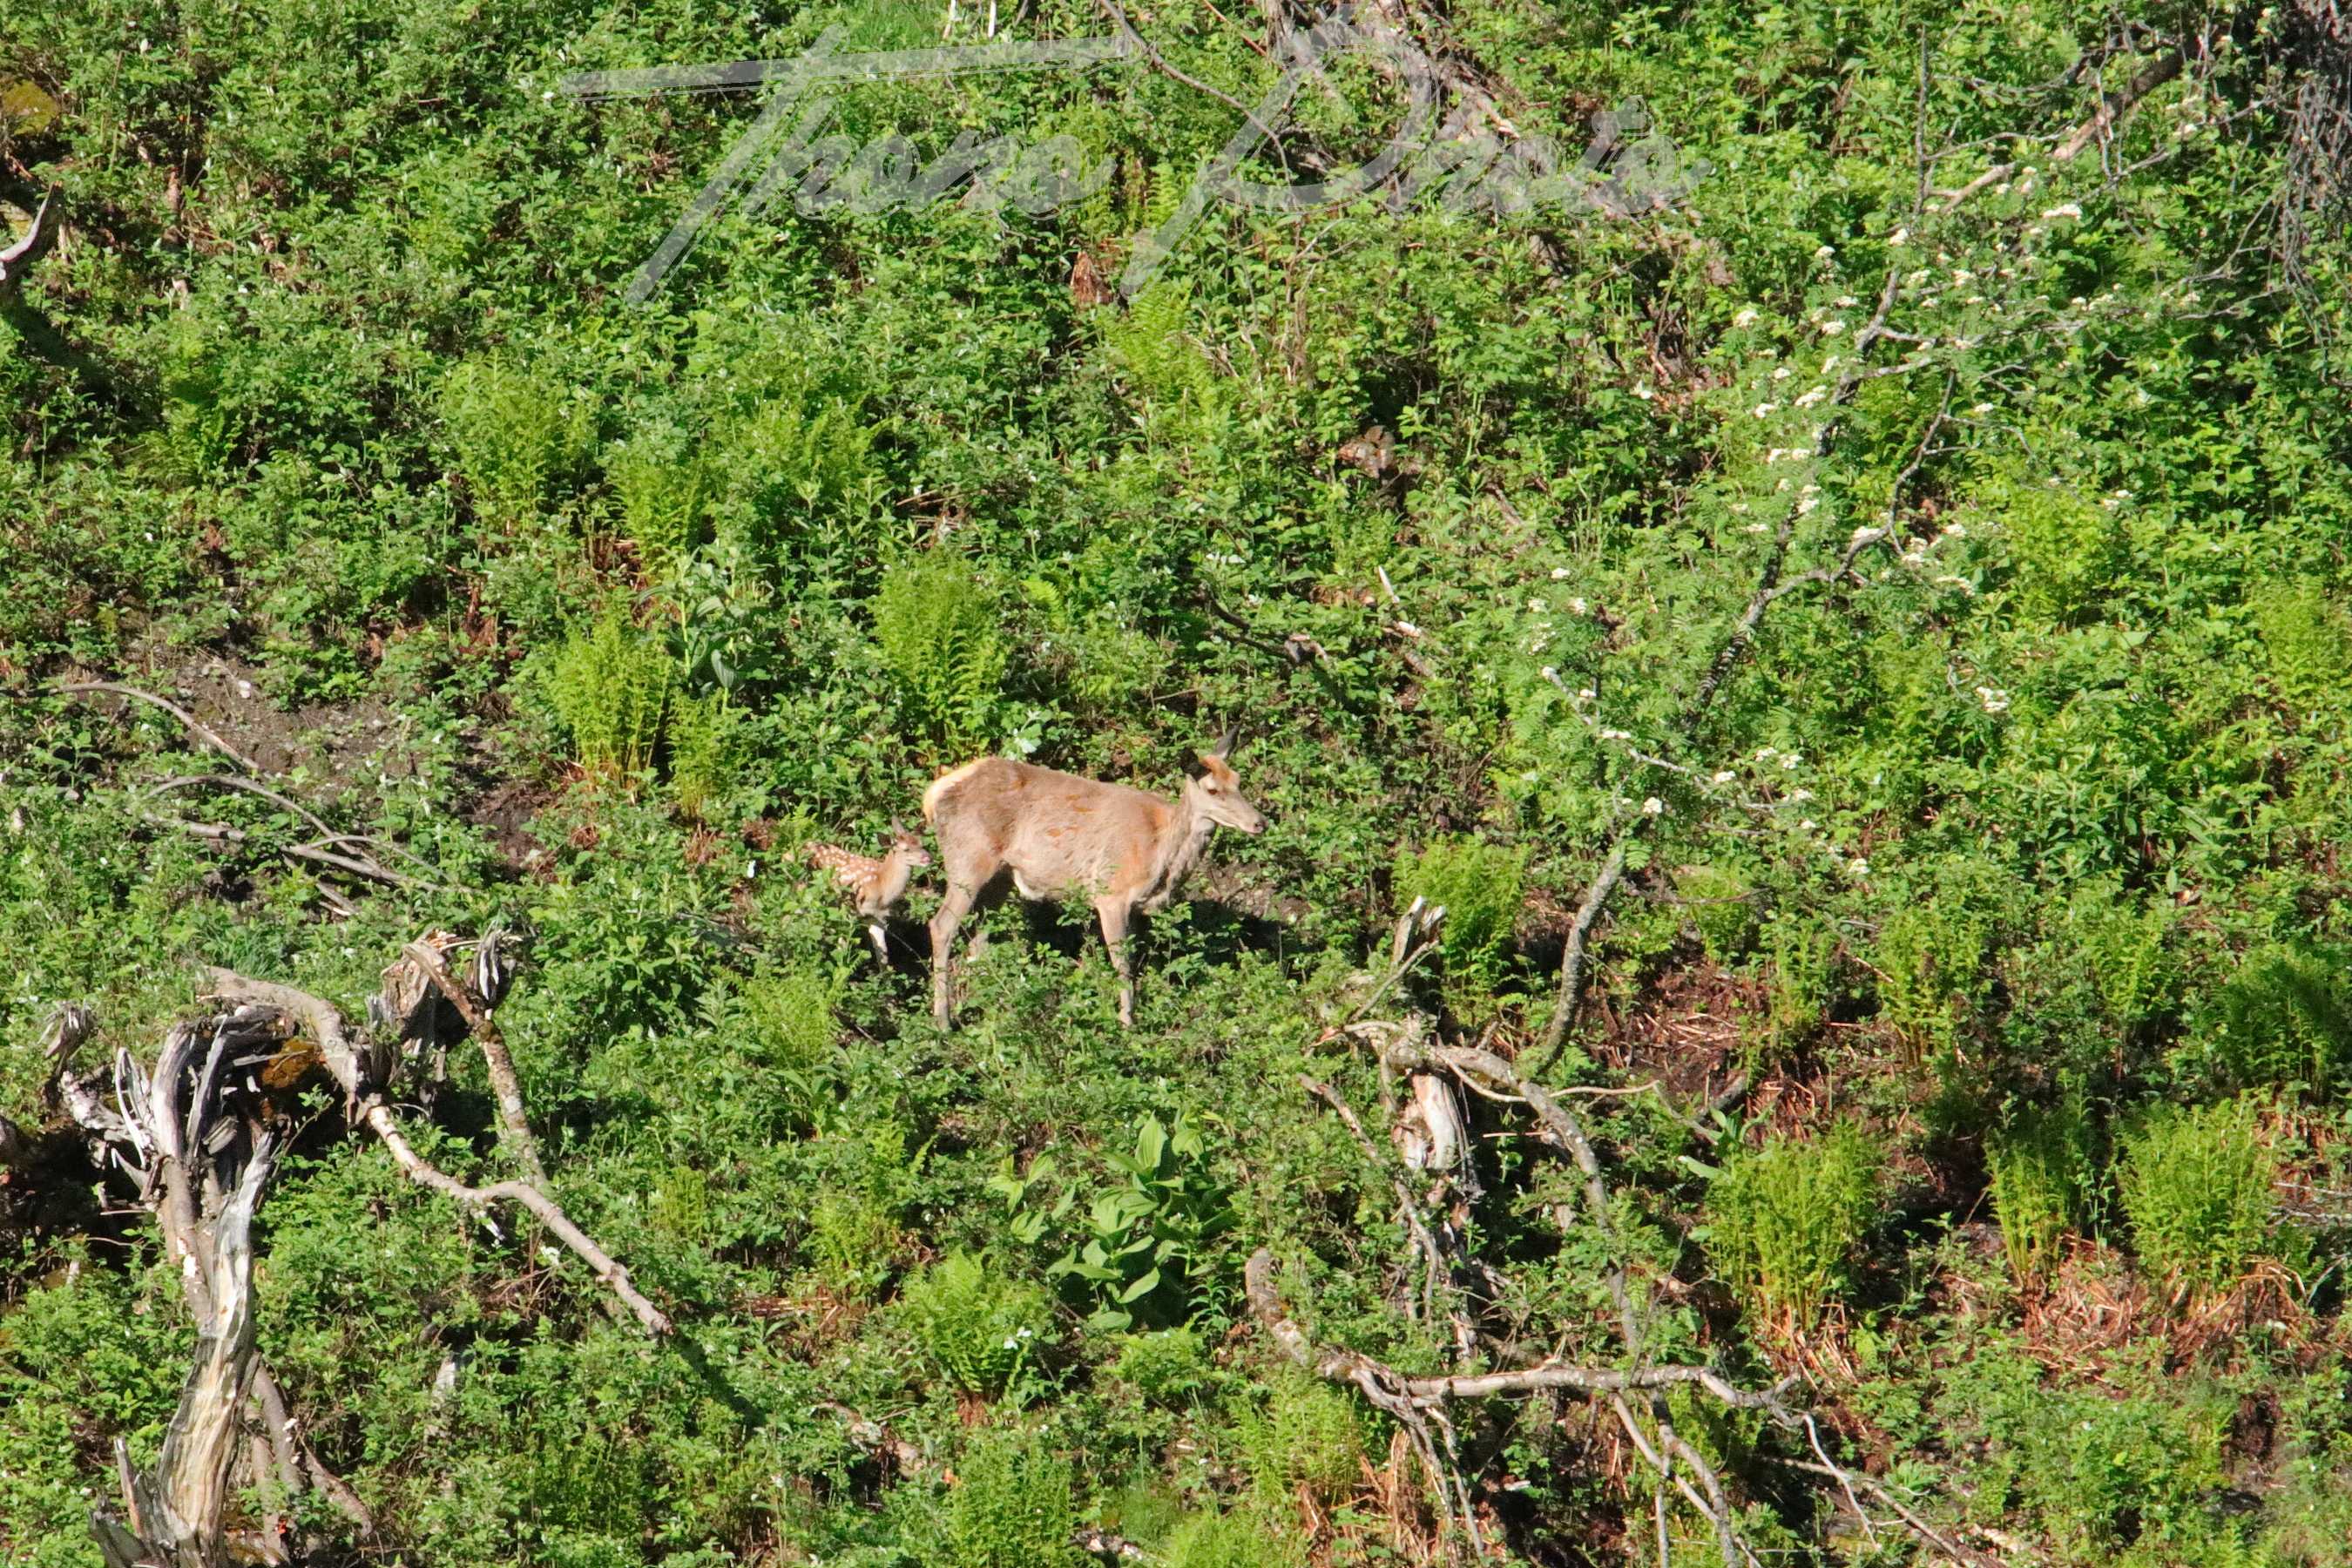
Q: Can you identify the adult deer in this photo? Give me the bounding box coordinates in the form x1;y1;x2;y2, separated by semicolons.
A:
922;729;1267;1029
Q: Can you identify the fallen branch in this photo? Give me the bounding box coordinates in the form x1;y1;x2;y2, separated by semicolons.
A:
55;682;263;775
1248;1246;1786;1561
402;939;548;1184
56;1011;293;1565
203;956;669;1335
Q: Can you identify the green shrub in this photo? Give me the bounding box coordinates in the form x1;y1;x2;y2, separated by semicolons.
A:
900;1251;1056;1396
1995;476;2124;621
1875;900;1989;1058
1763;911;1837;1042
737;962;841;1073
442;357;591;529
936;1428;1083;1568
2190;944;2352;1093
1107;1328;1210;1406
607;422;712;579
549;609;673;778
874;555;1006;744
1100;279;1213;404
1708;1120;1882;1328
1163;1509;1310;1568
1044;1112;1237;1332
1987;1092;2098;1281
666;692;737;821
2253;578;2352;726
807;1192;902;1299
721;392;881;549
1394;836;1527;1005
1236;1373;1364;1510
2117;1098;2278;1297
2070;884;2174;1035
1675;864;1757;963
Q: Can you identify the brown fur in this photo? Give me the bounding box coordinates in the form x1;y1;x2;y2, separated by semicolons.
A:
923;736;1265;1029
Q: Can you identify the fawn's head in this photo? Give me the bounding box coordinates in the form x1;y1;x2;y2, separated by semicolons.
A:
889;819;933;868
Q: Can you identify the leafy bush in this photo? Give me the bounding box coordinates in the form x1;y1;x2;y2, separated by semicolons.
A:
2187;944;2352;1094
1100;280;1213;405
1986;1092;2098;1281
1107;1328;1211;1406
1762;911;1838;1044
606;422;712;579
441;357;592;529
874;555;1007;745
1162;1509;1310;1568
935;1428;1082;1568
666;692;738;821
1393;836;1527;1005
2117;1098;2279;1298
807;1192;902;1299
1707;1121;1882;1328
1236;1374;1364;1511
736;962;842;1076
1040;1113;1238;1332
549;609;673;778
2070;883;2175;1037
900;1252;1056;1396
1674;864;1757;963
2253;578;2352;726
713;386;882;564
1876;899;1989;1059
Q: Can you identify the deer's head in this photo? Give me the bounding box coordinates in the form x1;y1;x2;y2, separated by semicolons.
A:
1183;726;1266;836
889;819;934;868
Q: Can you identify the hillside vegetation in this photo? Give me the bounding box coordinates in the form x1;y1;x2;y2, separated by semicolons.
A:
3;0;2352;1564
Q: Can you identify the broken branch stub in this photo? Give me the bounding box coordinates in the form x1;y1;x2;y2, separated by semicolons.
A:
53;1007;298;1567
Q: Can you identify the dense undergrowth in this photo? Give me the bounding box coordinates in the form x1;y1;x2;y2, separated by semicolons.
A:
3;0;2351;1562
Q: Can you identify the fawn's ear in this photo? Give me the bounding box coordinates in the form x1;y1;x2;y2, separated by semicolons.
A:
1207;723;1238;760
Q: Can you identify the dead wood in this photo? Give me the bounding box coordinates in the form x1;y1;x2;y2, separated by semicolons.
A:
42;927;668;1565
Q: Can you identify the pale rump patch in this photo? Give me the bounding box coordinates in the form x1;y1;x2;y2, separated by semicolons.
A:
922;758;994;823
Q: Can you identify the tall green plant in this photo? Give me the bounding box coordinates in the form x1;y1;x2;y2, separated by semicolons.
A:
606;422;712;579
1707;1121;1882;1328
900;1251;1055;1396
666;691;736;821
2191;944;2352;1093
999;1113;1238;1332
1987;1092;2098;1281
1394;837;1527;1007
2117;1098;2279;1298
549;609;672;778
936;1429;1082;1568
442;358;591;529
874;555;1006;744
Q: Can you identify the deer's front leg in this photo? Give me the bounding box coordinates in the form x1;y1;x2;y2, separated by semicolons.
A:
1094;896;1137;1029
929;882;978;1029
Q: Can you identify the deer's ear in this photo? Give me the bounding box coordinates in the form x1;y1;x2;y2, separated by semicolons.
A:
1208;723;1238;760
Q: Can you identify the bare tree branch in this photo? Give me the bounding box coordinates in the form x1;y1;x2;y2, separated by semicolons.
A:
402;940;548;1185
54;683;263;775
201;963;670;1335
